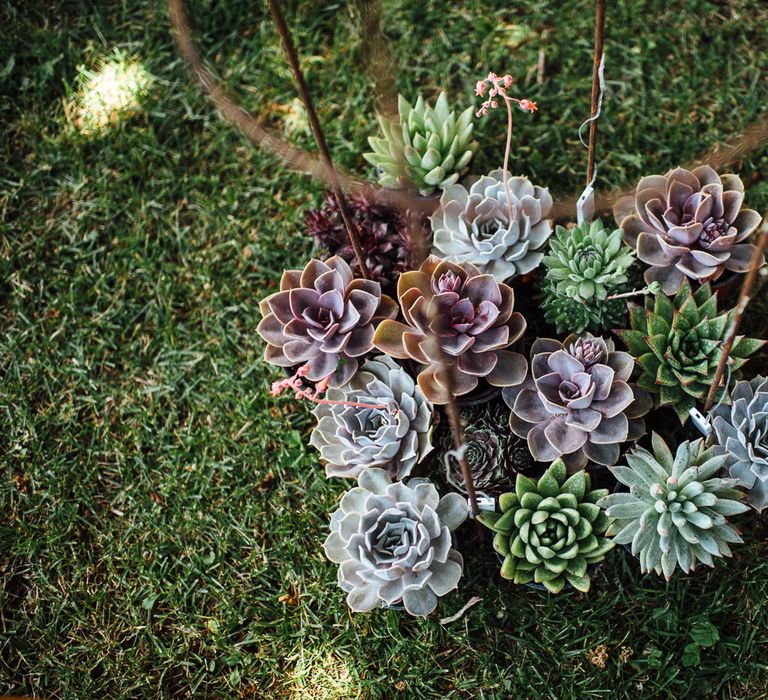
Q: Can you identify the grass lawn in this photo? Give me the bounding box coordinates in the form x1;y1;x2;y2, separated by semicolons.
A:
2;0;768;697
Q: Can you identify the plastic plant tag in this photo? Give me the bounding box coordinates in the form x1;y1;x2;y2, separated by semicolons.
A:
689;407;712;437
576;184;595;225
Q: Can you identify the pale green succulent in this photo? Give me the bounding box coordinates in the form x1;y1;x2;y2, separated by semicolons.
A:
542;220;636;301
363;92;476;196
598;434;749;579
478;458;614;593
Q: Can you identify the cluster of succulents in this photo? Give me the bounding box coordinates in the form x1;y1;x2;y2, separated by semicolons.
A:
257;256;398;386
616;166;764;294
373;256;528;404
364;93;476;196
304;190;430;293
503;335;651;471
540;220;640;334
479;458;614;593
438;402;534;496
599;434;748;578
618;280;764;423
310;356;434;480
323;468;467;615
255;87;765;616
430;170;553;282
712;376;768;511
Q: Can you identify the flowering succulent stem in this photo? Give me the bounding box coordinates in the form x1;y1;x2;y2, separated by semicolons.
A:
265;0;371;279
705;222;768;411
476;73;537;224
502;98;514;222
272;368;393;414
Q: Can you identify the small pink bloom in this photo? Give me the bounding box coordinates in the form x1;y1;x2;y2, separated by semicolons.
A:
503;74;513;88
518;98;538;113
475;80;486;96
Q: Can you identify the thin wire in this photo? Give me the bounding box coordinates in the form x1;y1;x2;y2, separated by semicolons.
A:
578;52;605;190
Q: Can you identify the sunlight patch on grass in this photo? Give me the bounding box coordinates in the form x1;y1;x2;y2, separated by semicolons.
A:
67;52;153;135
285;650;360;700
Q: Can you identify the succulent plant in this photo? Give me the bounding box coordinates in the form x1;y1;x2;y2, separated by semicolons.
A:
478;458;614;593
711;376;768;512
257;257;397;387
503;335;652;471
304;191;430;293
598;434;749;579
323;468;467;616
540;285;631;335
617;280;765;423
543;220;636;301
373;256;528;404
309;355;434;480
363;92;477;196
430;170;553;282
439;403;533;496
616;165;764;294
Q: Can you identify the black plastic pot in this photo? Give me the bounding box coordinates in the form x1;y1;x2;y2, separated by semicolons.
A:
454;381;503;408
710;269;742;296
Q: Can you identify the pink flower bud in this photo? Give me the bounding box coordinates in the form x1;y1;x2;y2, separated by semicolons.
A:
518;98;538;113
475;80;486;96
503;74;513;88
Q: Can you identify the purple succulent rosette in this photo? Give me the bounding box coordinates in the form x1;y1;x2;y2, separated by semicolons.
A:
373;256;527;404
503;335;651;471
257;256;397;387
615;165;763;295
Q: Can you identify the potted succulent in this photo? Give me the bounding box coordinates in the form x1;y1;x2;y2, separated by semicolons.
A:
503;334;652;471
323;468;468;616
256;256;398;386
437;400;536;497
615;165;764;295
478;458;615;593
711;376;768;511
309;355;434;480
372;256;528;404
249;41;768;614
539;219;644;334
616;280;765;424
304;189;431;295
598;434;749;579
363;92;477;197
429;170;553;283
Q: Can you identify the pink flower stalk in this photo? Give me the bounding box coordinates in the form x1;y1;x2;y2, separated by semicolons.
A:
475;72;538;222
271;365;393;413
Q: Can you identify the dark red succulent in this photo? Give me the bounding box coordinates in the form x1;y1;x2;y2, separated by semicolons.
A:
304;191;430;293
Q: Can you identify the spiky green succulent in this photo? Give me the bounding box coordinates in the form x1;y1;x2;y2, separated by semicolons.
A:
617;280;765;423
543;220;636;301
478;458;614;593
363;93;476;196
598;434;749;579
